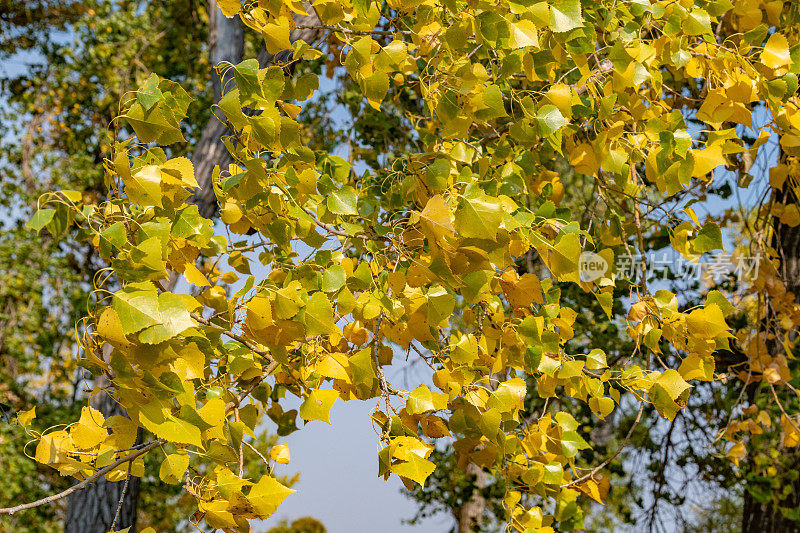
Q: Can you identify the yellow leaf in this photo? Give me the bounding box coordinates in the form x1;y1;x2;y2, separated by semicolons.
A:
451;333;479;365
570;142;599;174
97;308;131;348
246;295;274;331
762;33;791;69
575;473;610;504
499;271;543;308
546;83;573;117
183;263;209;287
269;443;291;464
678;353;715;381
392;453;436;486
247;475;296;518
782;415;800;447
691;145;724;178
217;0;240;18
174;342;207;381
198;398;226;429
510;20;539;49
263;23;293;55
726;441;746;466
159;450;190;484
71;406;107;450
299;388;338;423
588;397;615;420
419;194;455;243
35;430;70;465
686;304;730;339
16;406;36;427
654;369;691;400
160;157;198;188
406;384;448;415
315;353;350;380
105;416;139;451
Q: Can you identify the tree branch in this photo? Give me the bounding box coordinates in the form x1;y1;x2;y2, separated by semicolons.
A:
0;439;164;515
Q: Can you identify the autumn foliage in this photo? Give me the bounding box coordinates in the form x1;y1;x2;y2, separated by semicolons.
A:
10;0;800;531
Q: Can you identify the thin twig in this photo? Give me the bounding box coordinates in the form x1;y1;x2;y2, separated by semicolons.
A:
109;461;132;532
191;313;274;363
562;398;646;488
292;24;410;36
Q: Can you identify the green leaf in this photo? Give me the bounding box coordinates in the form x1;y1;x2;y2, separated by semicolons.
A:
303;292;337;336
454;195;503;239
137;400;202;447
112;283;161;335
549;0;583;33
363;71;389;110
125;165;163;207
327;186;358;215
138;293;196;344
322;265;346;293
684;8;712;35
26;208;55;231
549;232;581;280
537;104;568;137
295;72;319;101
694;221;723;252
426;286;455;325
476;85;507;121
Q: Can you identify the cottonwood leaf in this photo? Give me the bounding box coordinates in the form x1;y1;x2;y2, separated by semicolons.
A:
299;389;338;423
159;451;189;484
327;186;358;215
454;195;503;239
248;475;296;517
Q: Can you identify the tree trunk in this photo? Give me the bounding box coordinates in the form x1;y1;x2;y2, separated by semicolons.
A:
741;162;800;532
190;3;322;218
457;463;488;533
64;374;141;533
190;1;244;218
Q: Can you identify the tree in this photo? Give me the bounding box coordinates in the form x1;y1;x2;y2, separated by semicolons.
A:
1;1;216;531
6;1;800;532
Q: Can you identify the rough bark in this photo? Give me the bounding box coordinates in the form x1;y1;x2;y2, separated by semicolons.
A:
741;164;800;533
457;463;488;533
191;4;322;219
190;2;244;218
64;373;141;533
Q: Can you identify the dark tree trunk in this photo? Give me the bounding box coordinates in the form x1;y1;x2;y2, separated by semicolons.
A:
741;161;800;533
64;374;141;533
